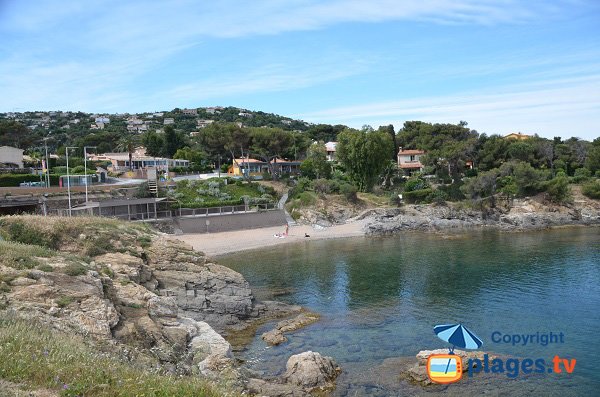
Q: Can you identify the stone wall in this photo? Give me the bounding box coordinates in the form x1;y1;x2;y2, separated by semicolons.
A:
176;210;287;234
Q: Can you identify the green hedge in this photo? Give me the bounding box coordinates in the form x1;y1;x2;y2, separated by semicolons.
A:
0;174;60;187
403;188;432;204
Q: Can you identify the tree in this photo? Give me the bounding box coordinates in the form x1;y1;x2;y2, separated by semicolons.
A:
336;127;394;192
378;124;398;161
164;125;185;158
0;121;30;148
300;142;331;179
142;131;165;157
585;138;600;173
250;127;293;179
116;134;140;171
173;147;204;165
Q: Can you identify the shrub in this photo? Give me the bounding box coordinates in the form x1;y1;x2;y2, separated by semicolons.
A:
572;168;592;183
62;263;88;277
582;180;600;199
403;188;433;204
2;220;61;249
56;296;74;308
437;181;466;201
36;264;54;272
542;175;572;204
340;183;358;203
134;181;153;198
298;191;317;206
404;176;429;192
0;174;59;187
426;189;449;205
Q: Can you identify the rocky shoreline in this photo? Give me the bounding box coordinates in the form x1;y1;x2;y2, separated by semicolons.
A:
0;216;340;396
355;194;600;235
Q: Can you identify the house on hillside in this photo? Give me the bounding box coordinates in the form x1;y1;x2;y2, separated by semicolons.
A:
0;146;24;168
89;147;189;172
398;147;425;175
325;141;337;161
163;118;175;125
504;132;531;140
228;158;301;178
197;119;214;128
182;108;198;116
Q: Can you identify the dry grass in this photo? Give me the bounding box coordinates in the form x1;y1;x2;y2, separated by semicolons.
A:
0;316;230;397
0;216;155;258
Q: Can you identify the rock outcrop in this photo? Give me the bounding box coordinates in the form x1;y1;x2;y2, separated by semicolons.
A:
363;194;600;235
247;351;341;396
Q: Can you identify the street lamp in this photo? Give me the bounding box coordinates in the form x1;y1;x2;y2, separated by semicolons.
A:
65;146;78;217
84;146;97;202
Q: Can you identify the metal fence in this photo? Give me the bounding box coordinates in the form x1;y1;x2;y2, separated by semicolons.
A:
52;202;278;221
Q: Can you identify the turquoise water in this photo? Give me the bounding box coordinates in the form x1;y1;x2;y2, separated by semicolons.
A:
219;228;600;396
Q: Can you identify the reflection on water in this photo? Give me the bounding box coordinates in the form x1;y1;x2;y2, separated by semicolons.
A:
219;228;600;396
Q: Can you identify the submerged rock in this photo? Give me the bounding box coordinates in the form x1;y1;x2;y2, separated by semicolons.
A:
261;311;320;345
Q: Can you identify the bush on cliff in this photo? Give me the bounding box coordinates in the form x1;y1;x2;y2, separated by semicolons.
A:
582;180;600;199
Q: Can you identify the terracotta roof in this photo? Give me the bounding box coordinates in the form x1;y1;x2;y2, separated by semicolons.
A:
233;158;266;164
398;149;425;155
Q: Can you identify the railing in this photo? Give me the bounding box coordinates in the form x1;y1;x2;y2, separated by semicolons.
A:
50;202;278;220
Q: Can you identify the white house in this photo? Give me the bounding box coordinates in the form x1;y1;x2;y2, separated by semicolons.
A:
325;141;337;161
95;116;110;124
397;147;425;174
0;146;24;168
164;118;175;125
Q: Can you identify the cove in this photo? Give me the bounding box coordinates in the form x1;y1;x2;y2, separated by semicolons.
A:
219;227;600;396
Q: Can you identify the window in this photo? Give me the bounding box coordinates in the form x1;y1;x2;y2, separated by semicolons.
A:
410;155;416;162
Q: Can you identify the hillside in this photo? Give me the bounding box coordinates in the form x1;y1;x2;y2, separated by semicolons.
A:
0;106;313;155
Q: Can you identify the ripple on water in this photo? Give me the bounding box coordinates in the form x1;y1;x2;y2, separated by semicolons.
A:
219;228;600;396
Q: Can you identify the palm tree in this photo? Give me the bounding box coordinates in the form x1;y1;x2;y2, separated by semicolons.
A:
116;134;139;171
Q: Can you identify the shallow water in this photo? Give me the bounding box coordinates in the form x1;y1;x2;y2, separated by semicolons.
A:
219;228;600;396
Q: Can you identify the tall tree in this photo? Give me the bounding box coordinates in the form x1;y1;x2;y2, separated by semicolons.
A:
163;125;185;158
336;127;394;192
250;127;293;179
300;142;331;179
378;124;398;161
142;131;165;157
116;134;140;171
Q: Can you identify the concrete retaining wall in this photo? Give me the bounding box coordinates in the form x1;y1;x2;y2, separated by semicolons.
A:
176;210;287;234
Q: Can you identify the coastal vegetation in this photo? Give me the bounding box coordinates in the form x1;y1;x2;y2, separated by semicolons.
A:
1;108;598;212
0;315;226;397
167;178;278;208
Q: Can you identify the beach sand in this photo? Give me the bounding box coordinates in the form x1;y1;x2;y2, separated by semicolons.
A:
173;220;367;257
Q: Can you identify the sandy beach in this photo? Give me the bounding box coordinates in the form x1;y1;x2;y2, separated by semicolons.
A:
174;220;367;257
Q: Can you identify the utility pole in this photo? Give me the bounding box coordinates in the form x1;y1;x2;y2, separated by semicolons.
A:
83;146;97;202
218;154;221;178
43;137;50;187
65;147;78;217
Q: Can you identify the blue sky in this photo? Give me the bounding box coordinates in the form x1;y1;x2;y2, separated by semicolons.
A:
0;0;599;139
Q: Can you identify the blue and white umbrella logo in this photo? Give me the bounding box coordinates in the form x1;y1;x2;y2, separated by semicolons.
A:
434;323;483;354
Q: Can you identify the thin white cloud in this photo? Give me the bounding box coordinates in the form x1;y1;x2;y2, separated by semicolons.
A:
298;73;600;139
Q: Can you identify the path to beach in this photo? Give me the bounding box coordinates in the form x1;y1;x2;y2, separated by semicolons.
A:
174;220;367;257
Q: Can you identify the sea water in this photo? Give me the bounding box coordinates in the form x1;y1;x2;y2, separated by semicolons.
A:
219;228;600;396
